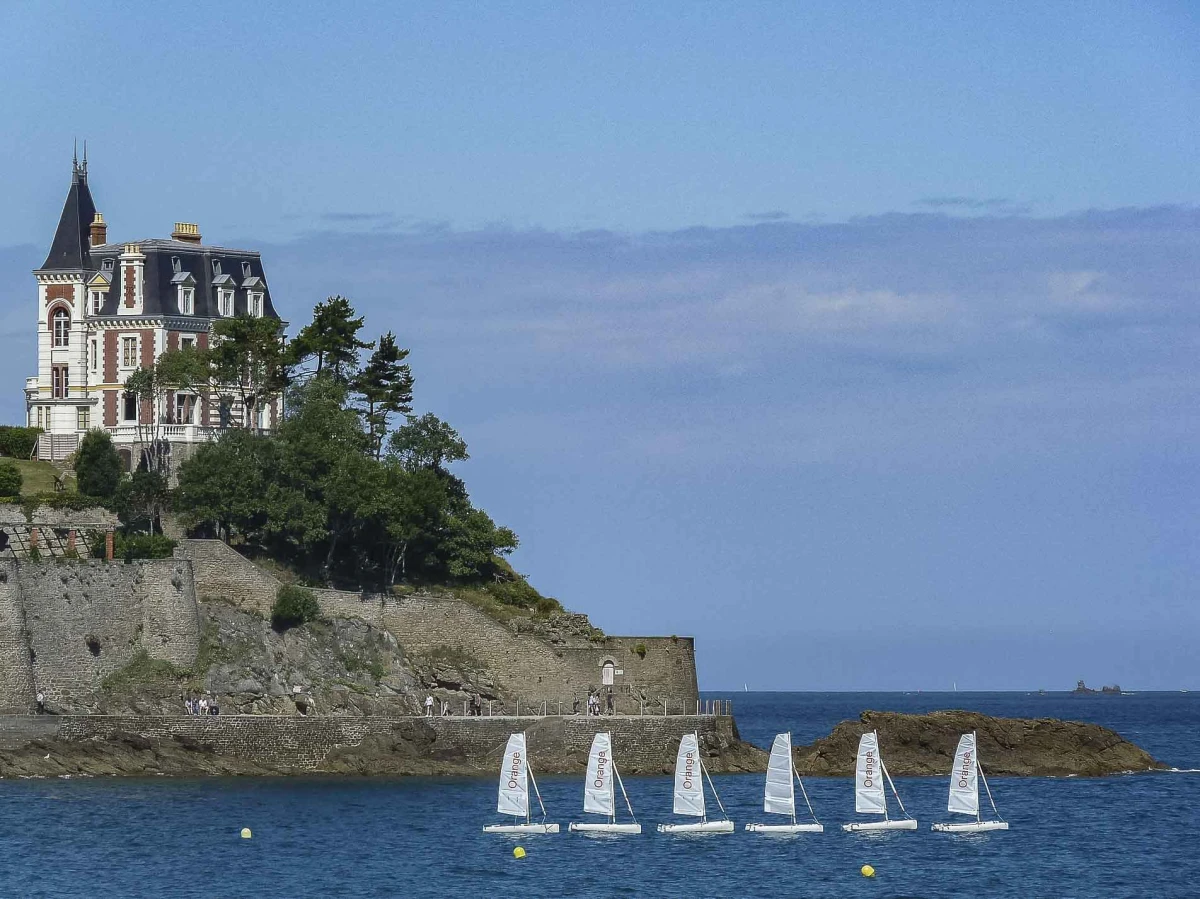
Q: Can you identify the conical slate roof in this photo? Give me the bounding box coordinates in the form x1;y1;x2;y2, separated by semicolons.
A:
40;168;96;271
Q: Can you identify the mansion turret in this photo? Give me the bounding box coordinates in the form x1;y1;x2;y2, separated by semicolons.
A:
28;157;282;465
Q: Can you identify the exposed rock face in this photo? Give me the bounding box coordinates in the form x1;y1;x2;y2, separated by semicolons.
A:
793;710;1166;777
93;602;492;717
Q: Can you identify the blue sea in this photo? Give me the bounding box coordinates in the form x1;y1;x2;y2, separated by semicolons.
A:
1;692;1196;898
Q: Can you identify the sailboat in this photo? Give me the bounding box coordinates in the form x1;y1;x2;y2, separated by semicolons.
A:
568;732;641;834
483;732;560;834
745;732;824;833
932;732;1009;833
656;732;734;833
841;731;917;832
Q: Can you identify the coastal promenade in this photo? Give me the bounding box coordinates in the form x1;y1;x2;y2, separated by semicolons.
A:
0;710;752;776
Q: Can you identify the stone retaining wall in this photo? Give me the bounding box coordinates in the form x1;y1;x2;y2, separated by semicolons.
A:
26;713;735;774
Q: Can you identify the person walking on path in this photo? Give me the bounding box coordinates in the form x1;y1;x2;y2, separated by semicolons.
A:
425;695;434;717
36;692;44;715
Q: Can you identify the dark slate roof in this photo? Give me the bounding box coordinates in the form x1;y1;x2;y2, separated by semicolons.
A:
86;240;281;320
40;173;96;271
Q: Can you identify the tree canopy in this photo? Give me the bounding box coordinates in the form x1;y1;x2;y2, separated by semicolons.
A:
167;296;549;608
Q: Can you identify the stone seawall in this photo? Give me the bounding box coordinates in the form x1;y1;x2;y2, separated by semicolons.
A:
0;560;201;713
175;539;699;712
0;713;757;777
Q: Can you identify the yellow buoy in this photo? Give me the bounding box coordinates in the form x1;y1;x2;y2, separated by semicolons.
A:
513;846;526;859
240;828;252;840
861;864;875;878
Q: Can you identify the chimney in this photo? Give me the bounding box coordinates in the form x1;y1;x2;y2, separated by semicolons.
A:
90;212;107;247
172;222;202;244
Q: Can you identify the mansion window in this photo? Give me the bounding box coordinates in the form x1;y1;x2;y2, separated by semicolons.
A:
179;286;195;315
89;339;98;373
249;291;263;317
219;290;234;317
181;336;195;351
91;290;104;315
175;393;195;425
122;336;138;368
52;365;69;398
77;406;90;431
35;406;42;428
52;309;70;347
123;391;138;422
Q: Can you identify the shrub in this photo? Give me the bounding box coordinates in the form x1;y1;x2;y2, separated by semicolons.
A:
91;531;177;560
632;642;647;659
272;584;320;631
75;429;123;499
0;426;41;459
0;461;22;498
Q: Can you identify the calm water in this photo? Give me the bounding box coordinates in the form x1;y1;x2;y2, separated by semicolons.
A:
1;692;1196;898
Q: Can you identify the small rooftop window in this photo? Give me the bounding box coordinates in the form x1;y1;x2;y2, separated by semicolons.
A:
101;258;114;273
171;256;181;274
242;261;252;278
212;259;222;276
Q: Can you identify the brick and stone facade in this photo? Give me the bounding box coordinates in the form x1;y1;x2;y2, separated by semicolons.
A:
27;153;283;464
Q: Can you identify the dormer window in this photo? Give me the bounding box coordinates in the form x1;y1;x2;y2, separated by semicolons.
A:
179;286;195;315
242;262;252;278
249;292;263;317
102;258;115;274
90;290;104;315
219;289;234;317
212;259;222;277
171;256;182;274
52;309;70;347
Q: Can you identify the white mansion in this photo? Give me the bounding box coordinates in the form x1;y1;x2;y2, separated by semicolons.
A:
27;156;282;466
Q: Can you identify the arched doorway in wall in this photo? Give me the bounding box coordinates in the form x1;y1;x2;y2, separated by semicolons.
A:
118;448;133;472
601;660;615;687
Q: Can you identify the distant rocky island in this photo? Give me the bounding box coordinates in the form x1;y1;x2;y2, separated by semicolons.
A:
1072;680;1122;695
792;710;1165;777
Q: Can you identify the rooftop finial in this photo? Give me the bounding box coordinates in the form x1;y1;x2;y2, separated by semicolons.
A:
81;140;88;180
72;139;79;182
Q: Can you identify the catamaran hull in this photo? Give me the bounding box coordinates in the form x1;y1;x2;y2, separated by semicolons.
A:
483;823;560;834
568;823;643;834
745;822;824;833
932;821;1009;833
657;821;735;834
841;819;918;832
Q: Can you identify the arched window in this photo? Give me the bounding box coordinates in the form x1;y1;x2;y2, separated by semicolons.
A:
52;308;70;347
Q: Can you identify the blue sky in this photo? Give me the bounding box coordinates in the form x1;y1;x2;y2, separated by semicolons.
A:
2;2;1198;689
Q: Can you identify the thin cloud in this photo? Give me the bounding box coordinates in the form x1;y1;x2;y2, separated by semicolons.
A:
743;210;790;222
916;196;1033;215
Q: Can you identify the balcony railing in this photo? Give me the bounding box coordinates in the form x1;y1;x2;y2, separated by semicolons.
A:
106;424;223;443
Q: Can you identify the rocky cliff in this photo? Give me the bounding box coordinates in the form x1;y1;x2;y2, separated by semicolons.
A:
793;710;1166;777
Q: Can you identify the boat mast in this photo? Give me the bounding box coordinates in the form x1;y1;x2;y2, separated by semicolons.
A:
700;756;729;823
880;758;911;822
793;760;820;825
978;756;1003;823
526;756;549;824
613;759;637;824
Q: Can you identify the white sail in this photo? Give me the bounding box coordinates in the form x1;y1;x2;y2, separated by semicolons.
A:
947;732;979;816
583;732;615;817
763;733;796;818
497;732;529;818
672;732;706;817
854;731;887;815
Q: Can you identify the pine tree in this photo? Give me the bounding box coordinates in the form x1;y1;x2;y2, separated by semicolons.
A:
354;332;415;458
289;296;374;383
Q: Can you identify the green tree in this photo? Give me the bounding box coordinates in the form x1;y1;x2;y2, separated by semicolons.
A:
113;469;170;534
124;344;211;471
75;429;123;498
289;296;373;383
207;315;288;431
353;332;415;458
0;461;21;497
388;413;468;473
441;506;518;581
174;429;275;541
